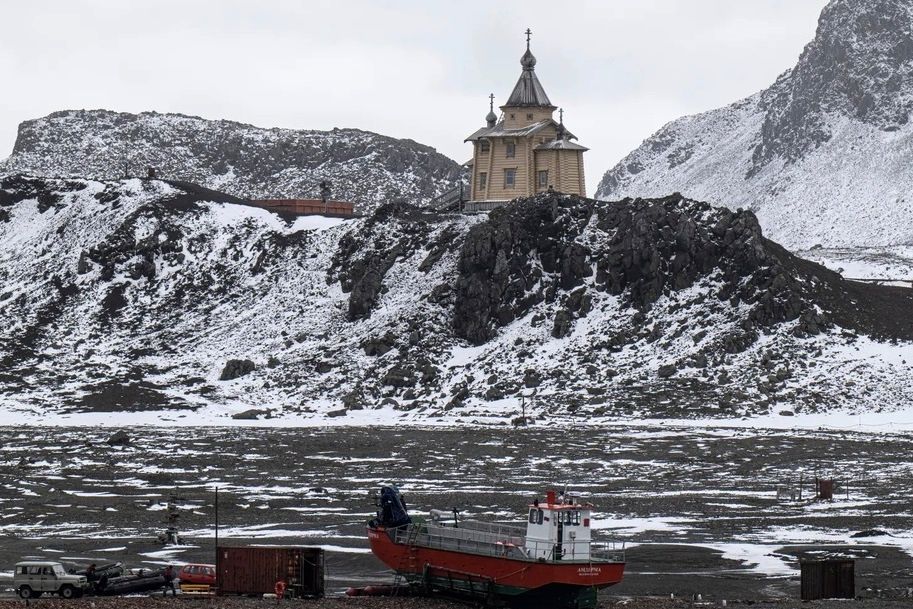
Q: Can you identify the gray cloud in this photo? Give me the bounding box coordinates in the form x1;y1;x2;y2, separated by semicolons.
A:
0;0;828;194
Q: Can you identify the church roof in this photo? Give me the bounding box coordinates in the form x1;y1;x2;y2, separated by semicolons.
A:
464;118;576;142
536;139;589;152
503;48;554;108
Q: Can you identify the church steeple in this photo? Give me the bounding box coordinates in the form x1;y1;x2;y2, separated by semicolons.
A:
485;93;497;127
504;28;554;109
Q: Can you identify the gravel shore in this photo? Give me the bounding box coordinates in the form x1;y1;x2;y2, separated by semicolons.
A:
1;596;913;609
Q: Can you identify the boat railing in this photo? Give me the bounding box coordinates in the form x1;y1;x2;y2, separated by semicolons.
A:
590;540;626;563
390;521;625;563
520;537;625;563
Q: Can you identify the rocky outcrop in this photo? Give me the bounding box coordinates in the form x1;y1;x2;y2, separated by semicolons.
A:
454;192;820;347
0;109;462;212
219;359;256;381
3;175;913;423
106;430;131;446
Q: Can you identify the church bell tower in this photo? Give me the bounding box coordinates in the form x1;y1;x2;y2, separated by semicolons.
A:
464;29;588;211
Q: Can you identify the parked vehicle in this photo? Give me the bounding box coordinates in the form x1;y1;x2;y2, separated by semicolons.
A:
13;561;89;599
179;563;216;586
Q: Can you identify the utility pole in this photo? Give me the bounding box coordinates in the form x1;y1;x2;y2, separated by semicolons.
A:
214;486;219;561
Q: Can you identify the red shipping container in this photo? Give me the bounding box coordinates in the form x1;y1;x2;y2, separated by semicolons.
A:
217;546;324;598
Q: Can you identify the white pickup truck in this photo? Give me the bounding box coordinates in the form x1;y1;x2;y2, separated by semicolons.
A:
13;561;89;599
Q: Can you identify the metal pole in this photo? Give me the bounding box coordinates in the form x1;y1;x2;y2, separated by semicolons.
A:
215;486;219;559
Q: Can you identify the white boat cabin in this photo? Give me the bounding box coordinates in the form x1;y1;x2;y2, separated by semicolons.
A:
525;490;593;560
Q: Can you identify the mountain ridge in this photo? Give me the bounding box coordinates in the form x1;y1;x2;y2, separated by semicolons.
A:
0;109;462;212
597;0;913;250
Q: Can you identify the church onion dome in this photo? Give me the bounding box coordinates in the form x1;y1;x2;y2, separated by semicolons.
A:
520;48;537;70
485;109;498;127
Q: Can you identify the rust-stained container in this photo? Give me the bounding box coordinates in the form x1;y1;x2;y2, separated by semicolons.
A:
217;546;324;598
801;559;854;600
816;479;835;500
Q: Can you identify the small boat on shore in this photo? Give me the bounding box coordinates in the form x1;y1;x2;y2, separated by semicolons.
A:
366;486;625;608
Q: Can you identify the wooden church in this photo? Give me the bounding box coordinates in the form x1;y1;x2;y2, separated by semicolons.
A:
464;30;588;212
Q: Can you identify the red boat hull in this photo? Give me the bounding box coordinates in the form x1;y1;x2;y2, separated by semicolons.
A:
368;525;625;602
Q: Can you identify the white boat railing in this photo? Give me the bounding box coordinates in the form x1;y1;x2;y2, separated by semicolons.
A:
390;520;625;563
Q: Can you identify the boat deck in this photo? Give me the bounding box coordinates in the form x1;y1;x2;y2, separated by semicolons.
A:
390;520;624;564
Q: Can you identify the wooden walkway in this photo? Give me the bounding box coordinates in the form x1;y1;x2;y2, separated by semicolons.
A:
249;199;356;218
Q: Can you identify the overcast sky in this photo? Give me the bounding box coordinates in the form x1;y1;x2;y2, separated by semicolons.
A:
1;0;829;194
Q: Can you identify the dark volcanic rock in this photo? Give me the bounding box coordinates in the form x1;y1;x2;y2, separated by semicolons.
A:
219;359;256;381
552;309;573;339
453;192;819;347
106;430;131;446
231;409;269;420
453;193;594;344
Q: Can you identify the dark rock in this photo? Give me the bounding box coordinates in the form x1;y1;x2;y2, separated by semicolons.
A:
362;333;396;356
428;283;453;304
106;430;131;446
484;387;505;400
347;247;400;320
342;388;364;410
658;364;677;379
524;369;541;388
77;251;91;275
326;408;347;418
219;359;256;381
382;366;414;388
552;309;573;339
852;529;890;538
232;409;268;420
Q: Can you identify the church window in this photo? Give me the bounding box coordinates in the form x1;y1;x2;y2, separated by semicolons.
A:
509;113;516;119
480;141;490;154
506;142;516;158
527;113;534;120
538;170;549;188
479;172;487;189
504;168;516;188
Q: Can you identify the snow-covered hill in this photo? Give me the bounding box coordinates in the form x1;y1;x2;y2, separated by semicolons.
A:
3;174;913;426
0;109;462;211
597;0;913;250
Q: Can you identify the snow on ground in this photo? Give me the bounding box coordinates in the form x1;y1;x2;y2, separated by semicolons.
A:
3;176;913;434
798;246;913;281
